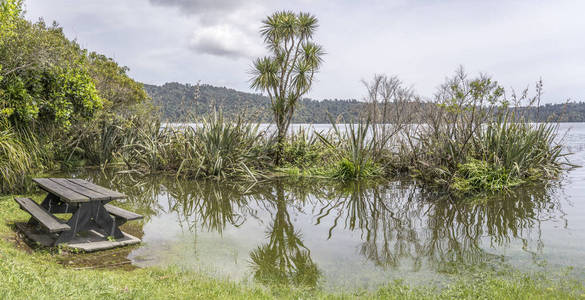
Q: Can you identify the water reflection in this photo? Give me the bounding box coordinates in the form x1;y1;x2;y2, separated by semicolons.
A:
81;172;565;288
249;182;320;286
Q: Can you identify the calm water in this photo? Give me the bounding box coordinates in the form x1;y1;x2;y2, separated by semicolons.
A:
83;123;585;291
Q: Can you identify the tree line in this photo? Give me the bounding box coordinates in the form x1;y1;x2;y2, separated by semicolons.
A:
146;82;584;123
145;83;364;123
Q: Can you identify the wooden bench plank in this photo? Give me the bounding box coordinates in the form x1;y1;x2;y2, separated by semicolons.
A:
33;178;89;203
68;179;126;200
50;178;110;201
14;198;71;233
104;204;143;221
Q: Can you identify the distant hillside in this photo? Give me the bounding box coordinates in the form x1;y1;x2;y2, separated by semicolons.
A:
144;83;363;123
521;102;585;122
145;82;585;123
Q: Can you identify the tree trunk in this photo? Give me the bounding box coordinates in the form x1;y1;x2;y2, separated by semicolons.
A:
275;115;292;166
275;130;285;166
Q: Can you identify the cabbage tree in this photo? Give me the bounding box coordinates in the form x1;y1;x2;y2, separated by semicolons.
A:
250;11;324;164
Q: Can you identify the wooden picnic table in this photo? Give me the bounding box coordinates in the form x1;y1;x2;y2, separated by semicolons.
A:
14;178;142;246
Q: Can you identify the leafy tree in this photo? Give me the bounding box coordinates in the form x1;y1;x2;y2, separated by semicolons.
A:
250;11;325;164
0;0;22;84
0;16;103;127
0;0;22;44
0;6;147;129
87;52;148;110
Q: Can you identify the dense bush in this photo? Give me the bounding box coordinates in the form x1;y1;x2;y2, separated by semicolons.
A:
401;69;567;193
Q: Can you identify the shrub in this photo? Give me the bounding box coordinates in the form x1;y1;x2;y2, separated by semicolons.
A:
451;159;524;193
0;123;31;193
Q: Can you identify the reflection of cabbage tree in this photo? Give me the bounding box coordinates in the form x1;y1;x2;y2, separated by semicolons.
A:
316;181;563;271
249;182;321;287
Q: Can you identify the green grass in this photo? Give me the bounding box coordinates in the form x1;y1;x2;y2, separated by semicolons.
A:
0;195;584;299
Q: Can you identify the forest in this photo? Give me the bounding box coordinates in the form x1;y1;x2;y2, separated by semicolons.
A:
145;83;365;123
147;82;585;123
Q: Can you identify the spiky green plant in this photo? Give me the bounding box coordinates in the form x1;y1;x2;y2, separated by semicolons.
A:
0;123;31;193
179;110;268;180
317;119;381;180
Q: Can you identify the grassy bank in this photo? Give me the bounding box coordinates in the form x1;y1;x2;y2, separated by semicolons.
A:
1;195;584;299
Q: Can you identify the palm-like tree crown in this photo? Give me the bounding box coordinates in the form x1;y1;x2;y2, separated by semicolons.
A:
250;11;324;164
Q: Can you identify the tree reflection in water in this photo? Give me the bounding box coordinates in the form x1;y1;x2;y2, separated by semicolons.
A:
248;181;321;287
82;171;564;285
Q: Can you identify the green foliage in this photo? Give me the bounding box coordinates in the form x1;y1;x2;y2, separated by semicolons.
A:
451;159;524;193
405;68;567;193
0;121;31;193
63;103;159;166
87;52;148;109
0;5;150;191
250;11;325;164
0;18;98;127
0;0;22;46
178;110;269;179
331;158;380;181
281;127;331;169
112;110;271;180
478;118;565;180
0;8;146;131
317;119;382;180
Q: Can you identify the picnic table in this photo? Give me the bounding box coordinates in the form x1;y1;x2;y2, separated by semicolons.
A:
14;178;143;246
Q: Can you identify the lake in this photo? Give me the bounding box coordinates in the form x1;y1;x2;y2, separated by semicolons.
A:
79;123;585;291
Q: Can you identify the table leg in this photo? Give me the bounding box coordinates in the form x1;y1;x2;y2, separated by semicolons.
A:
54;202;124;245
28;194;75;226
41;193;77;214
93;202;124;239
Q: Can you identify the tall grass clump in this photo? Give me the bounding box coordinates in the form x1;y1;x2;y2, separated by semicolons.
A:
0;121;32;193
113;109;270;180
317;119;382;180
174;110;270;180
275;126;336;177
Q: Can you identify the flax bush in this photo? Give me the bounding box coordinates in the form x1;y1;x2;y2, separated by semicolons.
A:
0;122;31;193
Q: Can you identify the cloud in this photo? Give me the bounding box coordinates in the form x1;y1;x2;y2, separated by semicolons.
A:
148;0;247;15
189;24;262;58
149;0;266;59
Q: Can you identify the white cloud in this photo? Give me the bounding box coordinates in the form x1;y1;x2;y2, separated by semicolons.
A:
189;24;262;58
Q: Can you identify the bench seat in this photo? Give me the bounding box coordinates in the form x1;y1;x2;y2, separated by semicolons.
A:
14;197;71;233
104;204;143;224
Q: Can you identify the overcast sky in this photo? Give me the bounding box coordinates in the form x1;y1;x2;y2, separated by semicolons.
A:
24;0;584;103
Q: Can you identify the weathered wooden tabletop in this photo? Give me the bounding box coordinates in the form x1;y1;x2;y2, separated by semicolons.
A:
32;178;126;203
